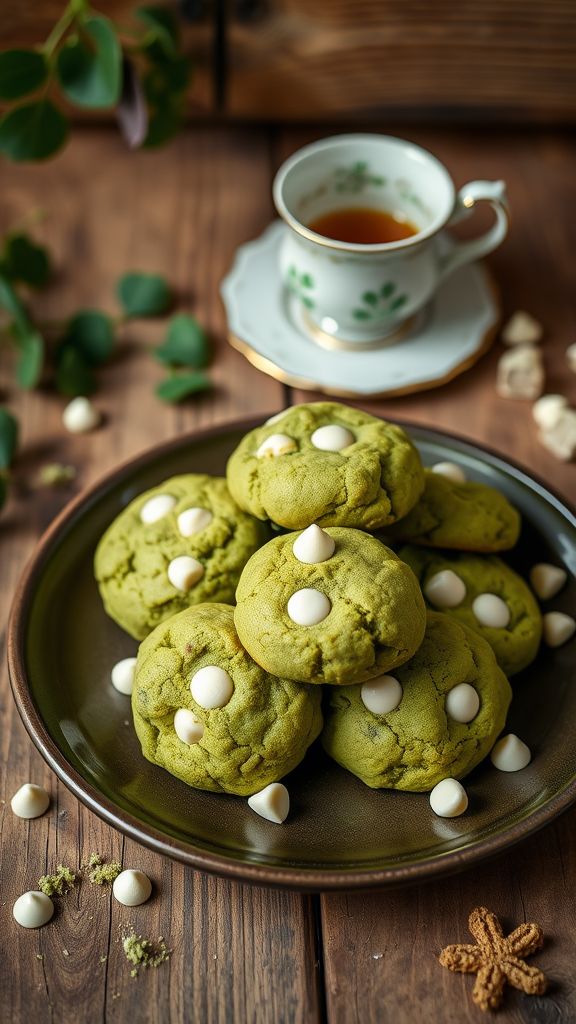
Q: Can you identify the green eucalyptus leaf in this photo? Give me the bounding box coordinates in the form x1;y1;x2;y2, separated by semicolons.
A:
56;16;121;109
117;272;171;317
63;310;114;365
0;50;49;100
55;346;96;397
155;371;212;403
137;6;179;57
13;326;44;389
155;313;211;368
2;233;51;287
0;270;29;332
0;100;68;161
0;408;19;469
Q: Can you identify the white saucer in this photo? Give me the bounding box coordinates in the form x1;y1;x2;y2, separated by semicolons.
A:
221;221;500;398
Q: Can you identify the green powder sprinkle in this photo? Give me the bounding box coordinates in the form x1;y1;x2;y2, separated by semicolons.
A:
85;853;122;885
122;928;171;977
37;463;76;487
38;864;77;896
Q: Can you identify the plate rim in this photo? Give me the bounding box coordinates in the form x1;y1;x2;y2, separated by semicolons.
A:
7;416;576;892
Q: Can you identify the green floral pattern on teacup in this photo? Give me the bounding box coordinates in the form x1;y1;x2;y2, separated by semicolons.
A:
334;162;387;194
353;282;408;321
287;265;315;309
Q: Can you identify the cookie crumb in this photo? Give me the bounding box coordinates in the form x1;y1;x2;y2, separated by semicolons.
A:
122;927;171;977
85;853;122;885
38;864;77;897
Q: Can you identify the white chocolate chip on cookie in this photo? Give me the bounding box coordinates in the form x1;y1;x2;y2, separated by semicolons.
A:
445;683;480;723
256;434;297;458
529;563;567;600
174;708;204;744
167;556;204;592
140;494;176;524
248;783;290;824
424;570;466;609
177;507;213;537
361;675;402;715
191;666;234;709
111;657;137;695
310;424;354;451
287;589;331;626
472;593;511;629
430;462;467;483
292;524;335;564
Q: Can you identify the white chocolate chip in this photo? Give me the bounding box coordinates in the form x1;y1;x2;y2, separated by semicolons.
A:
247;783;290;824
287;588;331;626
10;783;50;819
429;778;468;818
140;494;176;524
190;665;234;709
430;462;467;483
490;733;531;772
496;345;544;400
542;611;576;647
292;524;335;565
13;891;54;929
112;869;152;907
177;507;213;537
62;396;101;434
566;343;576;372
361;675;402;715
174;708;204;744
532;394;568;431
167;555;204;592
310;424;355;451
111;657;137;695
538;408;576;461
256;433;297;458
424;570;466;609
472;593;510;629
445;683;480;724
529;563;567;600
501;310;543;346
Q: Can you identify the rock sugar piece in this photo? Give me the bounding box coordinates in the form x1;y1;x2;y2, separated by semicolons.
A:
226;402;424;530
94;474;267;640
322;612;512;791
383;471;521;553
496;345;544;400
501;310;543;346
132;603;322;796
532;394;568;431
401;547;542;676
538;407;576;461
234;528;426;685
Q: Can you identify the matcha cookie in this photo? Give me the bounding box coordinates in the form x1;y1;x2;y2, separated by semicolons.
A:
322;612;512;791
234;525;426;685
226;402;424;530
382;470;520;551
400;546;542;676
95;475;267;640
132;603;323;796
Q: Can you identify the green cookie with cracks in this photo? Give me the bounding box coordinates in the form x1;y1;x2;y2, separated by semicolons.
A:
322;612;512;791
226;402;424;530
400;546;542;676
234;527;426;685
95;474;267;640
132;603;323;796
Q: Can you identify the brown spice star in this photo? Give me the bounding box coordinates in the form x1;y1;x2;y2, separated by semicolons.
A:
439;906;547;1012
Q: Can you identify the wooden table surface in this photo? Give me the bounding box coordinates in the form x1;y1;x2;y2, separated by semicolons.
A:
1;124;575;1023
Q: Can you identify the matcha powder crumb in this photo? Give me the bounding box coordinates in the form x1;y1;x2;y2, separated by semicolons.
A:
86;853;122;885
122;928;171;977
38;864;77;897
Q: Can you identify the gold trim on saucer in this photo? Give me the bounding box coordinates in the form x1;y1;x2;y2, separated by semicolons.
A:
299;307;419;352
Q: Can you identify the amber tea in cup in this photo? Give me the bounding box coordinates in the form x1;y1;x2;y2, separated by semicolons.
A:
308;206;418;245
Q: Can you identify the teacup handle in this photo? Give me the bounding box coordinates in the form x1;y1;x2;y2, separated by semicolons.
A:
438;180;509;281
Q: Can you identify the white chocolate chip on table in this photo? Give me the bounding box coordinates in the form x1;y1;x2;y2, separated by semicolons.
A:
538;407;576;461
429;779;469;818
112;869;152;907
139;494;176;524
532;394;568;431
529;563;567;601
13;891;54;928
491;734;531;772
542;611;576;647
191;665;234;709
287;588;331;626
177;507;213;537
472;593;511;629
310;424;355;452
445;683;480;724
501;310;543;346
62;396;101;434
430;462;467;483
256;434;298;458
111;657;137;695
248;783;290;824
361;675;402;714
292;524;336;565
174;708;204;744
10;783;50;819
167;556;204;592
496;345;544;400
424;570;466;609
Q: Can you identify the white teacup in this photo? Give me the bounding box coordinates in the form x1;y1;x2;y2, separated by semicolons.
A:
273;134;509;348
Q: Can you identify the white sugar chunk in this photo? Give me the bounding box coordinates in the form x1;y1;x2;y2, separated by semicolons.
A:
287;588;331;626
496;345;544;400
529;563;567;600
566;343;576;372
177;507;213;537
167;556;204;592
501;310;543;346
538;408;576;461
310;424;355;451
429;778;468;818
140;494;176;524
532;394;568;431
62;396;101;433
13;891;54;929
248;783;290;824
490;733;531;772
111;657;137;695
10;783;50;819
472;593;510;629
445;683;480;723
543;611;576;647
292;524;335;564
361;675;402;715
430;462;467;483
191;665;234;709
112;869;152;907
256;433;297;458
424;570;466;609
174;708;204;744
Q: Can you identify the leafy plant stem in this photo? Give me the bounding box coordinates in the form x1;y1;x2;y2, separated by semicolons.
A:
42;4;80;59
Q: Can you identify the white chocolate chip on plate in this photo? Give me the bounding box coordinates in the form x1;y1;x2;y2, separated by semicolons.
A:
430;462;467;483
529;563;567;600
112;869;152;907
140;494;176;524
191;665;234;709
292;524;335;565
310;424;354;451
538;408;576;461
490;734;531;772
429;778;468;818
248;783;290;824
174;708;204;744
501;310;543;346
167;556;204;592
287;588;331;626
177;507;213;537
542;611;576;647
13;891;54;929
424;570;466;609
62;396;101;434
445;683;480;724
10;783;50;819
472;593;510;629
532;394;568;431
361;675;402;715
256;434;297;458
111;657;137;695
496;345;544;400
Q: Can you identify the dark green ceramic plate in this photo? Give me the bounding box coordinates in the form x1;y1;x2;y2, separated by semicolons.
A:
8;420;576;891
